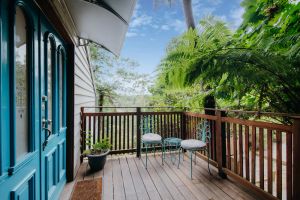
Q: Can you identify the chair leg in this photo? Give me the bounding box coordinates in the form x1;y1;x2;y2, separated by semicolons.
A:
161;143;164;165
139;142;142;159
154;145;156;157
171;145;174;164
194;151;197;165
178;147;181;169
163;142;165;160
145;145;148;169
190;151;193;179
207;147;212;175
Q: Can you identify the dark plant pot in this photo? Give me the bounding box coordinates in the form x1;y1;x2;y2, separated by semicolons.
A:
87;150;110;172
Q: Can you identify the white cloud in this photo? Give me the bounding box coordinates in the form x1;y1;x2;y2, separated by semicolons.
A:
132;1;141;19
170;19;186;33
210;0;222;5
161;24;170;30
216;15;228;22
126;31;138;38
152;24;160;29
129;0;153;31
229;7;244;30
191;0;216;19
130;14;153;28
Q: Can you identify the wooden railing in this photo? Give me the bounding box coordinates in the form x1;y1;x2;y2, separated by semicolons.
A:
80;107;300;200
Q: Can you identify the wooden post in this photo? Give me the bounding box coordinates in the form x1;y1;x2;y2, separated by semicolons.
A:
216;110;227;178
292;117;300;200
136;107;141;157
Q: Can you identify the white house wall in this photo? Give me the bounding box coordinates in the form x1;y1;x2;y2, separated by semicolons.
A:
74;46;96;175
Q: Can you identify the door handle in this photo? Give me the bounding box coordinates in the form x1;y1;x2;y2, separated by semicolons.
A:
42;118;52;128
42;128;52;150
42;95;48;102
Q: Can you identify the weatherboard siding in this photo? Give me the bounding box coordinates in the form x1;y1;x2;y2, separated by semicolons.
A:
74;46;96;175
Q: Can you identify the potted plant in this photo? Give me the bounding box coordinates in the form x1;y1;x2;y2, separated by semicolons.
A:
83;136;111;172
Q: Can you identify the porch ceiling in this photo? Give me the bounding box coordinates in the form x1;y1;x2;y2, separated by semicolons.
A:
65;0;136;56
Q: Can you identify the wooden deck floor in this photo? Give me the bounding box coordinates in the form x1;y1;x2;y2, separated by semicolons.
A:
72;153;261;200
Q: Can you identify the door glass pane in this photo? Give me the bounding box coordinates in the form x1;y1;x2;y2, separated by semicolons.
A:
47;39;52;132
59;51;63;128
16;7;28;160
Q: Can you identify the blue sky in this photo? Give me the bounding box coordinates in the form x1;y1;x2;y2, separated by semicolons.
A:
120;0;244;75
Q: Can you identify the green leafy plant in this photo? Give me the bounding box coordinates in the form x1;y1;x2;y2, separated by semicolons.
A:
83;132;111;155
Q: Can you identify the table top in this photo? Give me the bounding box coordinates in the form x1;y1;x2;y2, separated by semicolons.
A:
163;137;182;145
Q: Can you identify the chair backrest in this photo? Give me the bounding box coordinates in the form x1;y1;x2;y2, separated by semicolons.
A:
196;120;211;143
141;115;154;134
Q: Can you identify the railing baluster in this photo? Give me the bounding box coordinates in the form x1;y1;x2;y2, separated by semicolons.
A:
170;114;173;137
106;115;109;140
286;131;292;200
123;115;126;150
127;115;130;150
251;126;256;185
245;125;250;180
93;115;96;144
88;116;92;149
136;107;141;157
276;130;282;199
102;115;105;139
177;113;180;138
119;115;122;150
259;128;264;190
267;129;273;194
132;114;134;150
153;114;156;133
164;114;168;138
239;124;243;177
212;120;216;160
233;123;237;173
98;115;100;141
111;115;114;150
226;122;231;170
159;114;162;136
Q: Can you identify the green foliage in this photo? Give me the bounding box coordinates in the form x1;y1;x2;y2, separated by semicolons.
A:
151;1;300;116
89;44;152;107
83;134;111;155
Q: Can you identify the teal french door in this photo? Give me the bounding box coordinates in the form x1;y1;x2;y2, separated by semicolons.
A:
39;15;67;200
0;0;67;199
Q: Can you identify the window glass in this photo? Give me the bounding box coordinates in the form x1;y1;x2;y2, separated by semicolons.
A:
47;38;52;132
15;7;28;160
59;50;64;128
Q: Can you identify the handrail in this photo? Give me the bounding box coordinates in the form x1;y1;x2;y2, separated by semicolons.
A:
81;106;300;118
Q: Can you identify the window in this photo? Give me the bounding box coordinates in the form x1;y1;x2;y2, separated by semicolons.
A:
15;6;29;160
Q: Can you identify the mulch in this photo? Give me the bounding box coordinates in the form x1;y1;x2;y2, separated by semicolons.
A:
71;178;102;200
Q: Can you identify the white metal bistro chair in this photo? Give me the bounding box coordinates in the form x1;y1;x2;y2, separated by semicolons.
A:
178;120;211;179
141;115;163;169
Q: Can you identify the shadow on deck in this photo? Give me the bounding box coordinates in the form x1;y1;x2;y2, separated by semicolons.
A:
65;153;262;200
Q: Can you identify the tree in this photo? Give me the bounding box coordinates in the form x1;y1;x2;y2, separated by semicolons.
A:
151;0;300;118
89;43;152;108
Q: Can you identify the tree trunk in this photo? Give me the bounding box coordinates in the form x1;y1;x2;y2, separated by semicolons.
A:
182;0;195;29
98;92;104;112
